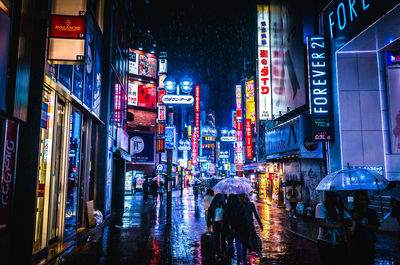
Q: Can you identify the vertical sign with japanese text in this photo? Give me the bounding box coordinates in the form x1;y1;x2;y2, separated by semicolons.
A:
192;85;200;165
245;119;252;159
245;80;256;124
257;5;272;120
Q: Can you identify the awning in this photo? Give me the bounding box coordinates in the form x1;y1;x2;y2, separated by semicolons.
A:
114;148;131;162
266;150;300;161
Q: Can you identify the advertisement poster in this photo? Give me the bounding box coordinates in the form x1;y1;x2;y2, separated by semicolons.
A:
265;117;300;155
138;84;156;108
58;65;72;90
128;131;154;163
83;15;94;109
0;9;10;111
165;126;175;149
128;49;139;75
387;68;400;153
270;2;306;118
139;53;157;79
158;105;166;121
92;24;102;116
72;65;84;101
128;82;138;106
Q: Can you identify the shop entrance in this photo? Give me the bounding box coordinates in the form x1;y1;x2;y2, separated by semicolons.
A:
332;5;400;177
33;88;69;253
64;108;82;239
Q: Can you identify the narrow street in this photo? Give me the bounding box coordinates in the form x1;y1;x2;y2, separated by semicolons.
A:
45;189;321;265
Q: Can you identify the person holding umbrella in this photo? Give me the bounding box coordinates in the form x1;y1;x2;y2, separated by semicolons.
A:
315;191;352;265
348;191;380;265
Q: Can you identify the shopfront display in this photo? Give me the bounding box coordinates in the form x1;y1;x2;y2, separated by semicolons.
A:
322;1;400;180
64;108;82;239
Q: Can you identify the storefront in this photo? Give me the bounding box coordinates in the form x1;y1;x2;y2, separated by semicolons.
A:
32;58;102;254
263;115;325;209
322;1;400;181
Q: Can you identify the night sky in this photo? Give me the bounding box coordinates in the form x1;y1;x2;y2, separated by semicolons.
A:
133;0;258;128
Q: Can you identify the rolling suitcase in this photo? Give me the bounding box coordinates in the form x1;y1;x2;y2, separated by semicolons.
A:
201;232;216;263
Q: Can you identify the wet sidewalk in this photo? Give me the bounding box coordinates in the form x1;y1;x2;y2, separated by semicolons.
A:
44;189;399;265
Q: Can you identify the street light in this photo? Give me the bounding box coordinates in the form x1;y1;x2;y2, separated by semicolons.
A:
163;74;194;225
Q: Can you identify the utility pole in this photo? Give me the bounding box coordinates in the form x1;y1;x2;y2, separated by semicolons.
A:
166;106;173;225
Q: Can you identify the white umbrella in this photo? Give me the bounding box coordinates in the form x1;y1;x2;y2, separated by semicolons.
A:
212;177;254;194
153;175;165;183
190;177;201;185
316;168;389;191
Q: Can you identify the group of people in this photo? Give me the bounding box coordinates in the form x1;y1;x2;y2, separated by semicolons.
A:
142;178;164;205
315;190;380;265
203;189;263;265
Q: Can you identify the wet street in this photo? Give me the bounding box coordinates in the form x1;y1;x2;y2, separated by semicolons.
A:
45;189;399;265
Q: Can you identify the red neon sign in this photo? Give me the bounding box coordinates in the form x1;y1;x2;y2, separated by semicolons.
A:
245;119;252;159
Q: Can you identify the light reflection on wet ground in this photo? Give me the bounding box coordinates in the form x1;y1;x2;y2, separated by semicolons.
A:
47;189;399;265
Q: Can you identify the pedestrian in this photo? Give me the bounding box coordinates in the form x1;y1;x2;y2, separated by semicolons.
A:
224;194;244;264
207;193;227;261
238;193;263;265
286;188;299;218
348;191;380;265
158;181;165;204
315;191;352;265
391;197;400;248
143;178;149;204
193;183;199;200
203;188;214;232
150;180;159;205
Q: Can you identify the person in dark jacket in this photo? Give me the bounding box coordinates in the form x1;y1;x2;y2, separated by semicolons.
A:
143;178;149;204
207;193;227;260
238;193;263;265
224;194;244;264
349;191;380;265
150;180;159;206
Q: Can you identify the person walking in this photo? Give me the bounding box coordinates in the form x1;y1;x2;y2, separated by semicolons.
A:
158;181;165;204
224;194;244;264
315;191;352;265
238;193;263;265
203;189;214;232
286;188;299;218
143;178;149;204
349;191;380;265
391;197;400;248
150;180;159;206
207;193;227;261
193;183;199;201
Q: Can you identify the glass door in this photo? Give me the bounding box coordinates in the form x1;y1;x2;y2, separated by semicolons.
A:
33;88;55;253
47;97;67;242
64;108;82;239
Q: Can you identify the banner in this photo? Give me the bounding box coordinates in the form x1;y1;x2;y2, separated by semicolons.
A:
128;131;154;163
0;120;18;227
245;80;256;123
257;5;272;120
245;119;252;159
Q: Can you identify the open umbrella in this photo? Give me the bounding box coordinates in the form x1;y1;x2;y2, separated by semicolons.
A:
153;175;165;183
212;177;254;194
190;177;201;185
316;168;389;191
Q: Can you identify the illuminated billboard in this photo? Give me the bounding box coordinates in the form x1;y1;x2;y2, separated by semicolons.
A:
128;81;156;109
128;49;157;79
270;2;306;118
257;5;272;120
245;80;256;123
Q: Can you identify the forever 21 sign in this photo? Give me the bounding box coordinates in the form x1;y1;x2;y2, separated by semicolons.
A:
307;35;333;142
